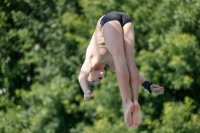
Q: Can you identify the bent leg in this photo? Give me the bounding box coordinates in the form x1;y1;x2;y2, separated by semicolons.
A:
123;22;141;127
123;22;139;102
102;20;134;126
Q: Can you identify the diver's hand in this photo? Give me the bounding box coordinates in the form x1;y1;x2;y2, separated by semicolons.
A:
150;84;164;95
84;89;93;100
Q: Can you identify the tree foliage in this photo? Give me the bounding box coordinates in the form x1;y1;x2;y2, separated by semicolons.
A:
0;0;200;132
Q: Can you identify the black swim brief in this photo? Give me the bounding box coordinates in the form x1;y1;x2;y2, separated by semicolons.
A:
100;11;132;27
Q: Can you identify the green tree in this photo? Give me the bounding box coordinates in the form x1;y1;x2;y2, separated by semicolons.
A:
0;0;200;132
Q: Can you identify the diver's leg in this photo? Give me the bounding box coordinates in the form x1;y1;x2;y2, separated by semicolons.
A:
123;22;141;128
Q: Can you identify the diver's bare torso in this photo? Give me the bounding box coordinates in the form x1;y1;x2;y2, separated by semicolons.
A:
86;16;116;71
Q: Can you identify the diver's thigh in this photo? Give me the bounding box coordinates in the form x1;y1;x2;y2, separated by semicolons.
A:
102;21;125;59
123;22;135;62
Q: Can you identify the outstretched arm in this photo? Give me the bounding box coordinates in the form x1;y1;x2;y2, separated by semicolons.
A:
78;60;93;100
139;74;164;94
106;65;164;94
139;74;147;84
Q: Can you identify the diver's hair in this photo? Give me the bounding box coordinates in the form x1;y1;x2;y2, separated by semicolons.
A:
88;81;96;87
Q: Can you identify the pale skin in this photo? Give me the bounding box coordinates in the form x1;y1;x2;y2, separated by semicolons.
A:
78;15;164;128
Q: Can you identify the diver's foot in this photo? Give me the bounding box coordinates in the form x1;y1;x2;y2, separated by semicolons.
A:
132;101;142;128
123;100;134;127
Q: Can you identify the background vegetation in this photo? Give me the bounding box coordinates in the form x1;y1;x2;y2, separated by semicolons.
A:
0;0;200;133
